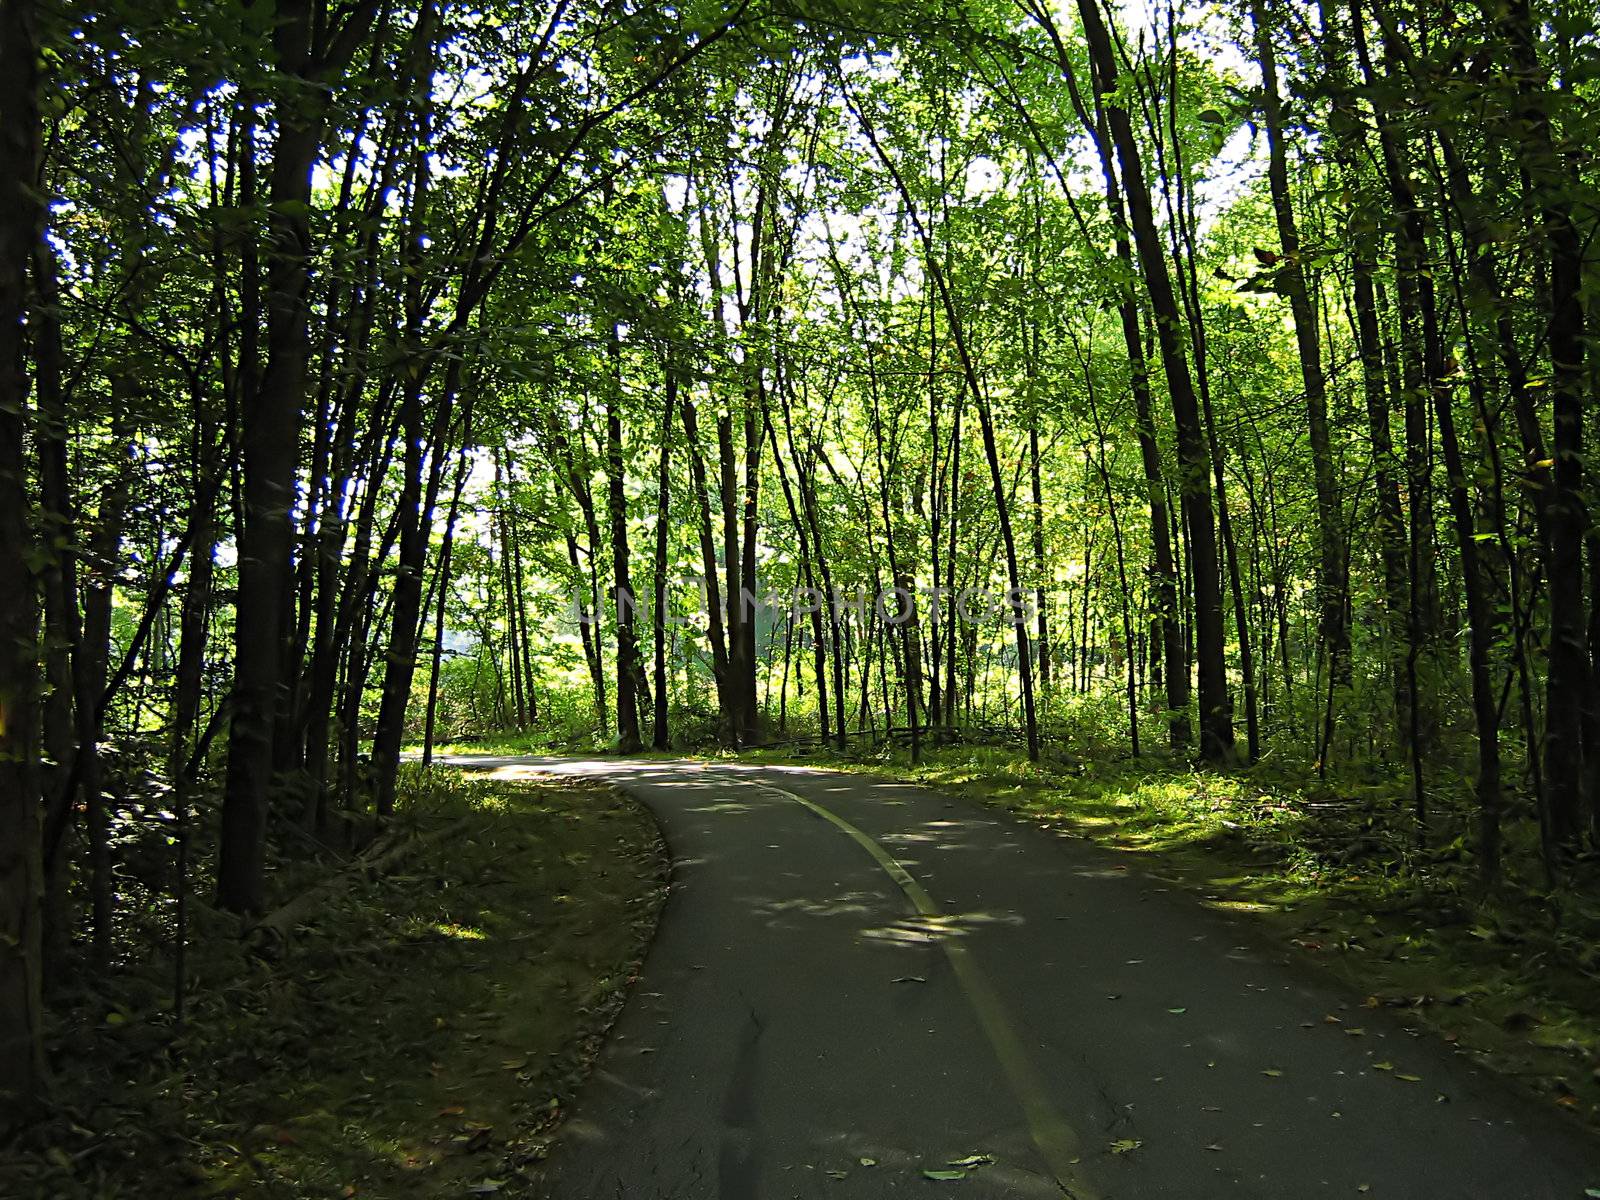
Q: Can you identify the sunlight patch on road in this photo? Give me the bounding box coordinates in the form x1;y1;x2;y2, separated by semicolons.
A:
739;775;1099;1200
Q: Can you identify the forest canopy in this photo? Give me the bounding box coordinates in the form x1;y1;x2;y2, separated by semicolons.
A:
3;0;1599;1121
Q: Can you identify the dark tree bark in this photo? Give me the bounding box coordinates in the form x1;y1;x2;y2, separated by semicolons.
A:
219;0;380;911
1076;0;1232;761
1030;426;1051;696
1362;7;1501;871
0;0;48;1116
1251;0;1348;757
1029;0;1187;747
680;394;731;720
1322;0;1411;768
608;388;643;753
30;238;79;970
737;399;764;740
767;401;832;748
779;378;847;747
373;359;462;816
423;438;472;766
717;410;745;741
1496;0;1593;852
652;361;678;750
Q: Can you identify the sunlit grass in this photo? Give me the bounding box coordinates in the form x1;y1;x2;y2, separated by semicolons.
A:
738;739;1600;1127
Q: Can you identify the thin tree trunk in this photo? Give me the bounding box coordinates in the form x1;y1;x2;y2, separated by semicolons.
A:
0;0;48;1116
1075;0;1232;760
608;387;643;753
1030;426;1051;696
220;0;380;910
652;362;677;749
423;437;472;766
680;394;731;723
1253;0;1347;761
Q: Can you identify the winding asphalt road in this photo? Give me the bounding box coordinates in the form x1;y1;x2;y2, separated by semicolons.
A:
448;756;1598;1198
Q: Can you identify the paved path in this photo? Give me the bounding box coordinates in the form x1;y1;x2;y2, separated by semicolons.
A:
447;756;1598;1198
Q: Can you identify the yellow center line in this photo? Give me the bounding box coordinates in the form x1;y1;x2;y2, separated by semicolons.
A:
739;774;1098;1199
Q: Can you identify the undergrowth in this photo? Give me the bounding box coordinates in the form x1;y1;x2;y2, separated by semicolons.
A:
0;768;667;1199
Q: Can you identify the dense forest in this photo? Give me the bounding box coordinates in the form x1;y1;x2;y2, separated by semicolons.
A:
2;0;1599;1130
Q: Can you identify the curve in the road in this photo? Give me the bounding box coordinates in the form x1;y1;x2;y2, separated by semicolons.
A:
443;756;1600;1199
742;773;1095;1198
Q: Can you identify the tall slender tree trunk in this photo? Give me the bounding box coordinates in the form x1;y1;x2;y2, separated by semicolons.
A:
0;0;47;1118
373;360;461;817
1030;426;1051;696
738;399;764;740
168;410;219;1030
423;438;471;766
608;392;643;753
1076;0;1232;760
1498;0;1593;850
219;0;379;909
1365;11;1502;869
681;395;731;721
717;412;745;743
1324;0;1411;765
1252;0;1347;760
30;235;85;973
652;363;677;749
844;83;1040;760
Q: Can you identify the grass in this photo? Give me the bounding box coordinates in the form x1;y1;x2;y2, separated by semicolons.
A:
731;740;1600;1132
1;767;667;1199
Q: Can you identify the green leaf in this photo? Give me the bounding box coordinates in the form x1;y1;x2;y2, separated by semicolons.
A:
923;1169;966;1180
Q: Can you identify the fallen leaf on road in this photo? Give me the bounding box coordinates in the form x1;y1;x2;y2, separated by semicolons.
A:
1396;1073;1421;1083
1262;1069;1283;1078
892;976;927;984
1372;1061;1394;1071
948;1154;994;1168
923;1169;966;1180
1110;1139;1142;1154
1168;1007;1187;1015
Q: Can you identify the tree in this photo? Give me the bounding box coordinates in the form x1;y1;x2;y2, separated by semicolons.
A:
0;0;48;1119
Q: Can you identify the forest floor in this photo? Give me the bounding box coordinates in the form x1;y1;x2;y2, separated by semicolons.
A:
0;770;667;1200
717;741;1600;1135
